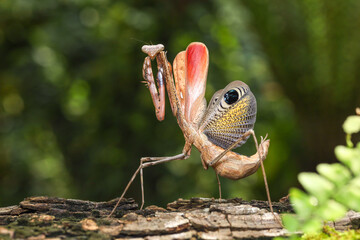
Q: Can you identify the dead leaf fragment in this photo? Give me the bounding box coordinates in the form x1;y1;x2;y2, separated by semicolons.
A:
81;218;99;231
0;227;14;238
28;234;46;240
99;225;123;236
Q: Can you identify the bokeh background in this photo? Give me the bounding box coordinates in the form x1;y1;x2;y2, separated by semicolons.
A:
1;0;359;207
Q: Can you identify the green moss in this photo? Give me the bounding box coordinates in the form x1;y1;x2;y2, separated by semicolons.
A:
91;210;101;218
96;218;112;226
13;226;37;238
87;231;112;240
301;227;360;240
0;234;12;240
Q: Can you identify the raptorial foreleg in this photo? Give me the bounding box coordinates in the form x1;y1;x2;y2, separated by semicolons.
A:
142;56;166;121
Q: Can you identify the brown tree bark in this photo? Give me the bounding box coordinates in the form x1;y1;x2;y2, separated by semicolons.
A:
0;196;359;239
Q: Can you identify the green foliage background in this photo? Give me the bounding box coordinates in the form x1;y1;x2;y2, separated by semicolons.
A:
0;0;359;207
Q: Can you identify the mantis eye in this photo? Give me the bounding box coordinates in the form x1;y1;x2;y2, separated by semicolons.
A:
224;89;239;104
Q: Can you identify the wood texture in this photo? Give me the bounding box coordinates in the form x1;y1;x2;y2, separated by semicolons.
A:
0;196;359;239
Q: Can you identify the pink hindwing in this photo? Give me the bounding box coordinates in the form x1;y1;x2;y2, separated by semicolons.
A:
184;42;209;124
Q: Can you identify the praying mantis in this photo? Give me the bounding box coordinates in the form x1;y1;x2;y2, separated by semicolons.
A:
109;42;273;217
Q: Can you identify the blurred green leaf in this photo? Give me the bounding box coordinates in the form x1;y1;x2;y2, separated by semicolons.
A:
289;188;315;218
317;163;351;187
301;217;323;233
343;115;360;135
335;146;360;175
282;214;300;233
298;173;334;203
335;177;360;212
315;200;347;221
350;176;360;188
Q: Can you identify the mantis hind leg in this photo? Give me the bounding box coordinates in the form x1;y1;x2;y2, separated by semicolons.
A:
216;173;222;200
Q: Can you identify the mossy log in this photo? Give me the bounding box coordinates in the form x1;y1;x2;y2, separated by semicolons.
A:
0;196;359;239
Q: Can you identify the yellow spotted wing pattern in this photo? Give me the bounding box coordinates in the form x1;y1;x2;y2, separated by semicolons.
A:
200;81;257;150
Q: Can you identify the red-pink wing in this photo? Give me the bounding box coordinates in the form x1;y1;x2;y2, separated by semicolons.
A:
185;42;209;123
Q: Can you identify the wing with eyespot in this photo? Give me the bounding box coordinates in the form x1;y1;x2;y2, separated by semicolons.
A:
199;81;257;150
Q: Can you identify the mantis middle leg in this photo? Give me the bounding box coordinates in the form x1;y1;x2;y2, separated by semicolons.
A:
108;153;189;217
